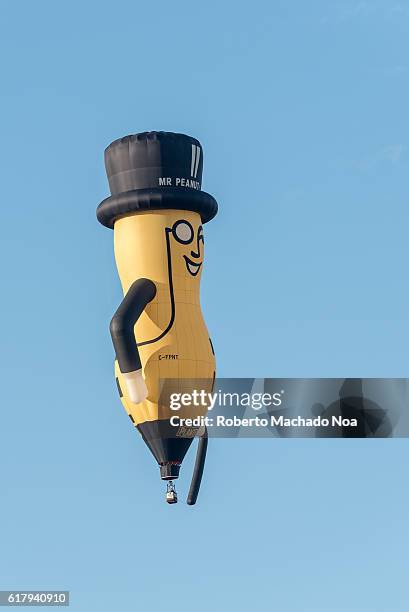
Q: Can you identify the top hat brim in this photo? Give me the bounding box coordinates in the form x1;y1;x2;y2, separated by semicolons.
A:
97;188;218;229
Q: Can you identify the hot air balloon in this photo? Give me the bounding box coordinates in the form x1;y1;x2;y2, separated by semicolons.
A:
97;131;218;504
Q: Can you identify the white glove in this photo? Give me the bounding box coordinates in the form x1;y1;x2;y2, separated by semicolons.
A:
122;369;148;404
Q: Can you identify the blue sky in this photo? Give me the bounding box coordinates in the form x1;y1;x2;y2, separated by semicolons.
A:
0;1;408;610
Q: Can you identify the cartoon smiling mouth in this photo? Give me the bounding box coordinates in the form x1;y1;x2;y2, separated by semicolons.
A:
184;256;202;276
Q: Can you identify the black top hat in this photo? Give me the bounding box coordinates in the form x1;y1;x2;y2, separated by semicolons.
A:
97;131;218;228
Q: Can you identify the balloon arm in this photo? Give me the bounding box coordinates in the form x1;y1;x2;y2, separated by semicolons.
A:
110;278;157;374
187;432;208;506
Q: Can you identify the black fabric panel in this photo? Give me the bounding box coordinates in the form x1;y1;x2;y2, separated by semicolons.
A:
137;419;195;471
115;377;123;397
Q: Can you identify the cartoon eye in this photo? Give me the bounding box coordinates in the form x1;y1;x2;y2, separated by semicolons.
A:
198;226;204;244
172;220;194;244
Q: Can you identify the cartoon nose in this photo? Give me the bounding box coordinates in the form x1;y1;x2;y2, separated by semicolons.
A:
190;234;202;259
